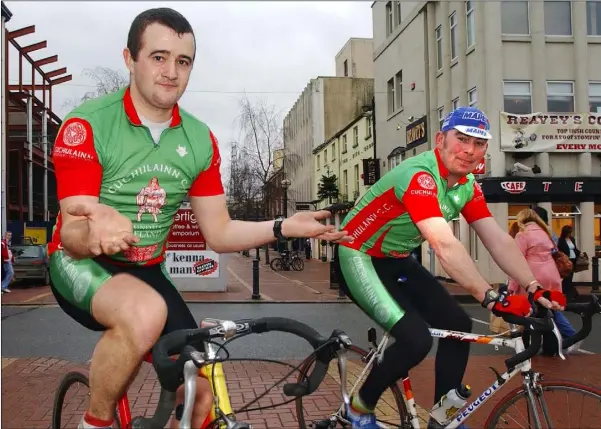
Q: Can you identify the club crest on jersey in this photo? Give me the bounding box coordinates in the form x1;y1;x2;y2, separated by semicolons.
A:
63;121;88;147
136;176;167;223
417;174;435;190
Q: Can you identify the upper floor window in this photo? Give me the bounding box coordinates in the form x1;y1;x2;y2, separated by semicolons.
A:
468;87;477;106
587;0;601;35
386;2;394;36
394;1;402;27
589;82;601;112
438;107;445;130
466;1;475;48
387;77;396;115
343;60;348;77
450;12;458;60
545;1;572;36
547;81;575;112
504;81;532;114
452;97;460;111
435;25;443;70
501;0;530;35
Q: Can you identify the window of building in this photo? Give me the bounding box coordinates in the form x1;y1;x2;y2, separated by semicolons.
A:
343;169;348;199
353;126;359;148
508;204;533;232
438;107;445;130
547;81;575;112
436;25;443;70
504;81;532;114
366;116;372;138
452;97;460;111
501;0;530;35
386;1;394;36
590;82;601;113
545;0;572;36
452;217;461;240
343;60;348;77
324;149;328;164
588;0;601;35
395;70;403;110
552;204;580;241
387;77;395;115
466;1;475;48
468;87;477;106
354;164;360;196
317;154;320;170
394;1;402;26
450;12;458;60
342;135;348;153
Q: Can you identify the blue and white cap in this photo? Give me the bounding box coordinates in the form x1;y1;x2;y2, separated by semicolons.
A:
441;106;492;140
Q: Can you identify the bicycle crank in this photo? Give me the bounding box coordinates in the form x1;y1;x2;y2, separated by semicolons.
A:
309;417;340;428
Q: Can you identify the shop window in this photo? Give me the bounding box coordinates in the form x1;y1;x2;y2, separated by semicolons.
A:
551;204;580;239
451;217;460;240
470;228;479;261
507;204;532;232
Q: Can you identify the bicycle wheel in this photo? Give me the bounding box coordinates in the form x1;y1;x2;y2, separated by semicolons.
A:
52;370;122;429
292;257;305;271
485;379;601;429
270;258;284;271
295;344;409;429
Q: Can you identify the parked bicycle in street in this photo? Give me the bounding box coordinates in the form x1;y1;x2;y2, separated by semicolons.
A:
270;249;305;272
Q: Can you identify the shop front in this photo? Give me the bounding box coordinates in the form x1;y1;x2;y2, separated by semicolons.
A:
478;177;601;283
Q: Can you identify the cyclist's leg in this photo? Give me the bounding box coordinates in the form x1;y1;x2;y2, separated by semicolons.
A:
395;259;473;404
50;251;168;427
134;263;213;428
335;246;433;412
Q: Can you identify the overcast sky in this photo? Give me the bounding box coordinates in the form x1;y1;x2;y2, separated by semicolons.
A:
5;1;373;176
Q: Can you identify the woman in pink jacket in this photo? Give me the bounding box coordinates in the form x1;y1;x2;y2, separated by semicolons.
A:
507;208;578;355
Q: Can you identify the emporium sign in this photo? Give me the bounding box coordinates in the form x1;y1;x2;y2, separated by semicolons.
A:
500;112;601;152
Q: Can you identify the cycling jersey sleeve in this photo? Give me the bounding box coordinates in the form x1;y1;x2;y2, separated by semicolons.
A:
52;117;103;200
399;171;443;224
461;182;493;223
189;130;225;197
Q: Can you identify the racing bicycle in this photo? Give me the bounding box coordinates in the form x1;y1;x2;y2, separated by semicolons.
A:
294;294;601;429
50;296;601;429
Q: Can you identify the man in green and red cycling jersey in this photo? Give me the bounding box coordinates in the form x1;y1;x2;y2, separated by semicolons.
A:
48;8;348;429
334;106;566;429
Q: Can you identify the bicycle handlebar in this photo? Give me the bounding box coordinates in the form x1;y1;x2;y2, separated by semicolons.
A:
131;317;351;429
501;294;600;370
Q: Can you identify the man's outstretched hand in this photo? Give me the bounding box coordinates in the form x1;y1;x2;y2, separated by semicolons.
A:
67;202;139;256
281;210;351;242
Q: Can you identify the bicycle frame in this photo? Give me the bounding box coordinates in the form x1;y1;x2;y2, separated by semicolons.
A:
335;325;564;429
114;319;235;429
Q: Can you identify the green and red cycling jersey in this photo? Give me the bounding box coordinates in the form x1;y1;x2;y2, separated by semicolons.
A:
339;149;492;258
48;87;224;265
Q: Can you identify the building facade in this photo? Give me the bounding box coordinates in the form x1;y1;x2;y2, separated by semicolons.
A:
282;76;375;215
335;37;374;79
372;0;601;283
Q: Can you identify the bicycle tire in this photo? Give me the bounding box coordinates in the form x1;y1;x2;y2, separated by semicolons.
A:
270;258;283;271
292;258;304;271
294;344;409;429
52;370;122;429
484;379;601;429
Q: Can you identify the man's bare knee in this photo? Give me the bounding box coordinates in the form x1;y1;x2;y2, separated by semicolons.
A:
91;273;168;355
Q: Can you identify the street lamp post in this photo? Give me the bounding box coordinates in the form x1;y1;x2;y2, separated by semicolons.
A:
281;179;291;251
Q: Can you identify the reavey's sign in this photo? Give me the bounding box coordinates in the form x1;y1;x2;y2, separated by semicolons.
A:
500;112;601;152
405;115;428;147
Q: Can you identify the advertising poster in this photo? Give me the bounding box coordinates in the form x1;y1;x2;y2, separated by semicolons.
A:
165;206;220;278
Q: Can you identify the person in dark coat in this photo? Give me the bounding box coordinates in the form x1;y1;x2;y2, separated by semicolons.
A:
557;225;580;301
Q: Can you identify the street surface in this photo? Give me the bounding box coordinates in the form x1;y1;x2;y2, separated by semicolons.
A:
2;303;600;362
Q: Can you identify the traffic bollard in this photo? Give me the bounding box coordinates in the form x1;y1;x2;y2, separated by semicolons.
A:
252;259;261;300
592;256;599;292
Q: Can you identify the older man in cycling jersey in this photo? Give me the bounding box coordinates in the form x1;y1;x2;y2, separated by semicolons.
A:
334;106;565;429
49;8;348;429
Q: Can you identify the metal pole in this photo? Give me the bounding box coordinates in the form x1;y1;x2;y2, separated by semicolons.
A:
1;16;7;234
429;244;436;275
251;259;260;299
283;186;288;251
42;109;48;221
26;94;33;221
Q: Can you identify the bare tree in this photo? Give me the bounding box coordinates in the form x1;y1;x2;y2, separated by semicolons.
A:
63;66;129;109
232;95;302;263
